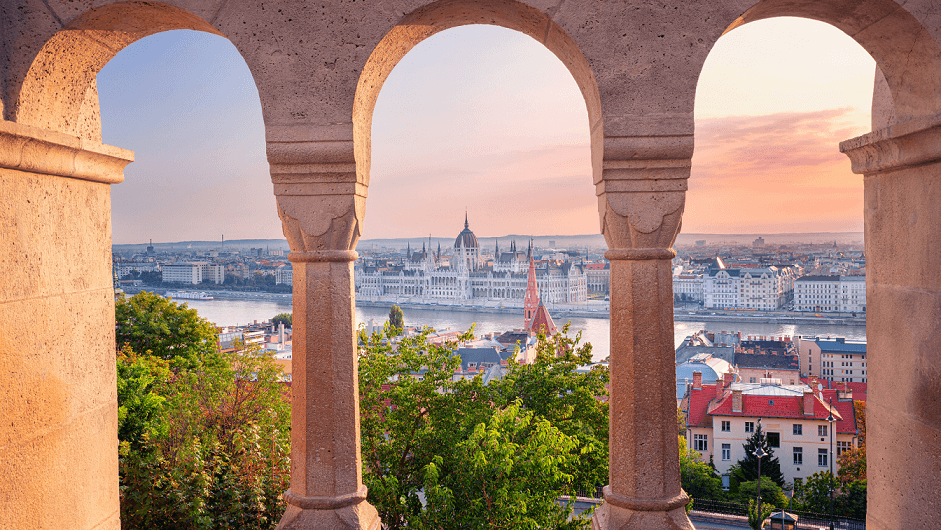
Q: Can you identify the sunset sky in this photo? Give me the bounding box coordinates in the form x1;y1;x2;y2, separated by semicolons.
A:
99;17;875;244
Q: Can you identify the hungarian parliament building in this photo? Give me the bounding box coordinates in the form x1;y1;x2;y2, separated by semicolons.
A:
355;216;588;305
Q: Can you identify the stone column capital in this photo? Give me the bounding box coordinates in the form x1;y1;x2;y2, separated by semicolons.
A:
269;125;367;254
597;135;691;251
840;112;941;175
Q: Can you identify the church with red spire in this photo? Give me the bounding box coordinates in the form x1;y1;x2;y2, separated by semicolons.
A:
523;240;557;337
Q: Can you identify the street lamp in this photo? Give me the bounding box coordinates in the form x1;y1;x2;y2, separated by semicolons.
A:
826;398;836;530
754;418;768;508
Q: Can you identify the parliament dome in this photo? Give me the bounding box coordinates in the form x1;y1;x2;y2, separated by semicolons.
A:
454;214;479;249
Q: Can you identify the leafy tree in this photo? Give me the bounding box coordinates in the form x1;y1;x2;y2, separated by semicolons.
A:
119;345;291;530
794;471;839;513
116;345;170;448
420;401;585;530
837;445;866;483
388;304;404;332
358;324;596;529
737;477;789;508
836;479;867;519
271;312;292;328
854;400;866;446
115;291;218;368
489;325;609;493
678;436;723;501
746;499;774;530
734;422;786;488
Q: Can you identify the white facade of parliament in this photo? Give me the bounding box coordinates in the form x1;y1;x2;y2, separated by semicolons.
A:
356;218;587;304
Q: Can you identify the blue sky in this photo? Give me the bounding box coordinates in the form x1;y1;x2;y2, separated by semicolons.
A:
99;19;874;244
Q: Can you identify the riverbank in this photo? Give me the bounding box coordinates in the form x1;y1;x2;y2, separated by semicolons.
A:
122;287;866;327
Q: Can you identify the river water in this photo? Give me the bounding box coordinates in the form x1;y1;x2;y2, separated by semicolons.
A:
180;297;866;363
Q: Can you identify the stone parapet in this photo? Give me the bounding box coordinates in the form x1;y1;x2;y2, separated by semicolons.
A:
0;120;133;183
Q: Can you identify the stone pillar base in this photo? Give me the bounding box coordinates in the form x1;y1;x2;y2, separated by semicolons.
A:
274;488;380;530
590;487;693;530
591;503;693;530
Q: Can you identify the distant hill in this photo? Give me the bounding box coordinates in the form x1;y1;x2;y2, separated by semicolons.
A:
113;231;863;253
113;239;290;252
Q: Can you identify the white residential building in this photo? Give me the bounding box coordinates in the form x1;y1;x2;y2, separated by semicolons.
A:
794;275;866;313
673;274;703;302
684;378;858;485
162;263;202;284
702;258;795;310
276;265;293;286
114;261;160;279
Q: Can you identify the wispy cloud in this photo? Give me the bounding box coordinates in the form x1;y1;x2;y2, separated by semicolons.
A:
686;108;867;233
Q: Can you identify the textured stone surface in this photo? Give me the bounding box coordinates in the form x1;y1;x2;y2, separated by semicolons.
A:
0;166;118;530
4;0;941;528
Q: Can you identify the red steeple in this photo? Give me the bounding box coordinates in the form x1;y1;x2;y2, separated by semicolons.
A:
524;252;539;330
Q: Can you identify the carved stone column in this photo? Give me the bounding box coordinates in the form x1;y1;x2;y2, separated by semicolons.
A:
840;115;941;530
269;125;379;530
592;135;694;530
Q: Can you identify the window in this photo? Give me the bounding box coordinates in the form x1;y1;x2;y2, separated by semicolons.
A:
767;432;780;448
722;444;731;461
793;447;803;465
694;434;708;452
793;424;803;436
837;441;852;456
745;422;755;433
818;449;829;467
721;421;731;432
818;425;828;437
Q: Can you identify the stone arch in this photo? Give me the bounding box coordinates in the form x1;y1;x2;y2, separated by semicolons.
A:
716;0;941;125
11;1;249;142
352;0;603;191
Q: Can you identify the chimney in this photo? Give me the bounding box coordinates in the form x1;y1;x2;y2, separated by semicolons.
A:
732;389;743;413
693;371;703;389
723;371;734;388
715;379;724;399
803;390;815;415
279;322;285;344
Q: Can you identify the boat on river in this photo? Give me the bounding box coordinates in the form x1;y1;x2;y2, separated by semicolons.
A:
165;290;214;301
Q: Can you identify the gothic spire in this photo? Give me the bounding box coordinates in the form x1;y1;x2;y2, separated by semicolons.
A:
464;210;469;230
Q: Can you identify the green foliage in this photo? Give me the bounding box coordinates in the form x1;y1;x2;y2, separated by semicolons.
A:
115;291;218;368
117;297;290;530
735;423;786;488
794;471;865;519
388;304;404;332
358;324;599;529
116;346;170;449
837;445;866;483
794;471;838;513
489;325;609;492
420;401;584;530
737;477;789;508
678;436;723;501
836;479;867;520
271;313;292;328
747;499;774;530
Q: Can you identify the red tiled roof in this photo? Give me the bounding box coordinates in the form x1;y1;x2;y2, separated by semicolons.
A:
687;384;722;427
685;384;858;435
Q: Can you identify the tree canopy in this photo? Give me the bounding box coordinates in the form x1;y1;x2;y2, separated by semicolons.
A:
388;304;404;332
115;291;218;367
271;312;292;328
358;323;604;529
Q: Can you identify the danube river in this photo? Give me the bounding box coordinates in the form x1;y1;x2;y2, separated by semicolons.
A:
179;296;866;363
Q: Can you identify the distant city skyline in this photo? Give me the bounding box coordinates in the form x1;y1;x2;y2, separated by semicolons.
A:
100;18;875;244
